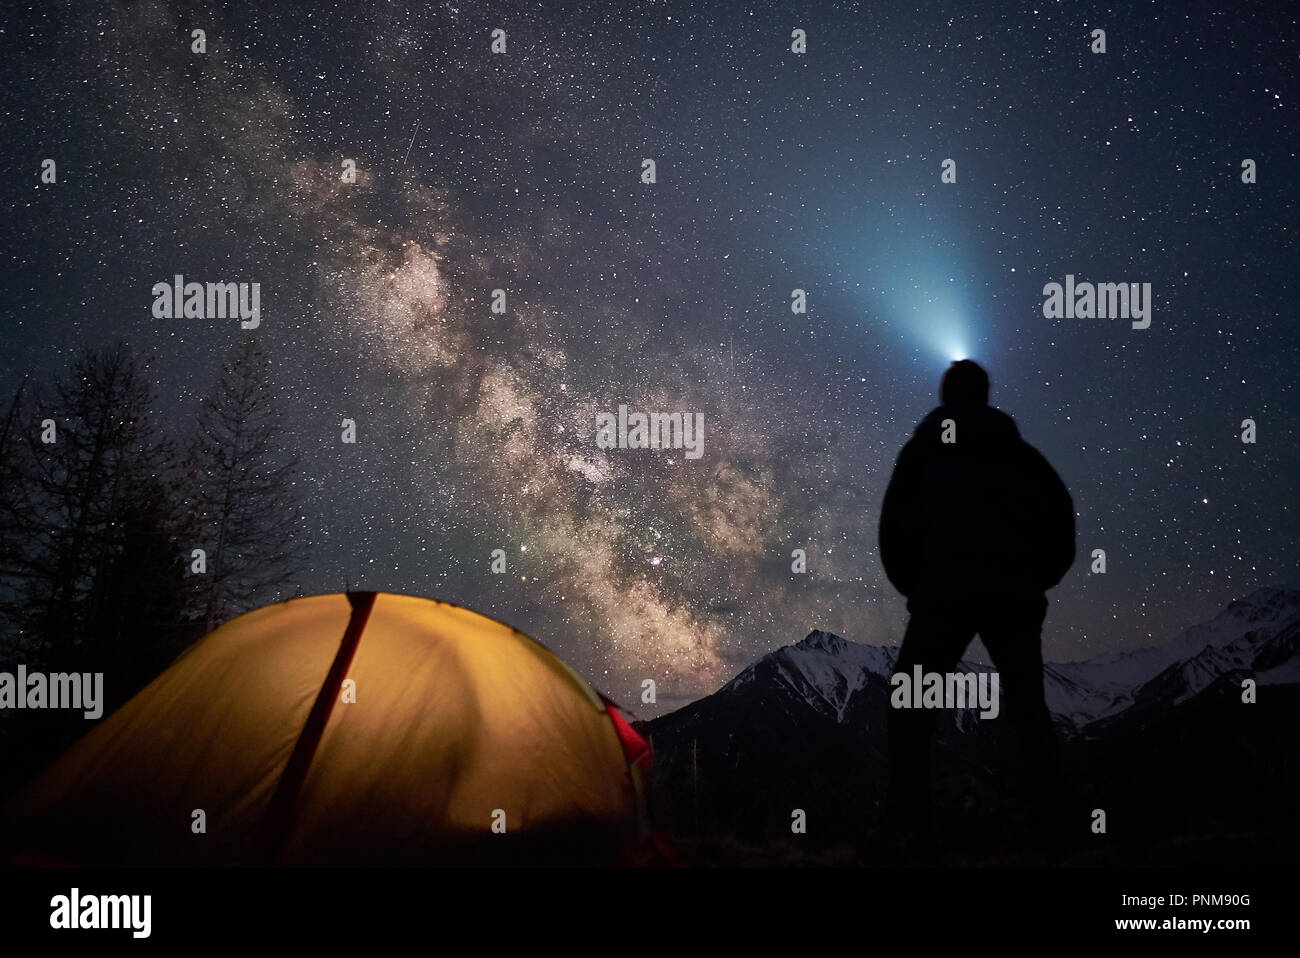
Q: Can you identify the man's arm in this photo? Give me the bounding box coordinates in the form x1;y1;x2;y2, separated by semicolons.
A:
879;440;924;597
1024;445;1075;590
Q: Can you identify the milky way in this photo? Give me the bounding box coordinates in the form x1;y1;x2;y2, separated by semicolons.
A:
3;1;1297;713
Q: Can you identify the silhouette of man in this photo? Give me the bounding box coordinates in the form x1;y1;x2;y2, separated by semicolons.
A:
879;360;1075;850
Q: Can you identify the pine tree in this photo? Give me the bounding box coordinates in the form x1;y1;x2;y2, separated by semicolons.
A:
0;377;34;655
0;342;194;674
188;339;302;632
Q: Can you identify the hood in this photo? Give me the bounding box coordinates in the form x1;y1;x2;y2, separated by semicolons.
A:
913;403;1021;447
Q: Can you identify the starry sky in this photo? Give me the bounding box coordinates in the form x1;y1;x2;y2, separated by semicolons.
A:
2;0;1297;714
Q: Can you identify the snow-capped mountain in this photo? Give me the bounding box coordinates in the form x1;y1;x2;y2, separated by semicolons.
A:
723;630;897;722
1050;584;1300;722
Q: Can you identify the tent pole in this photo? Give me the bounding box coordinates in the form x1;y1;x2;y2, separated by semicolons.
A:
253;590;377;864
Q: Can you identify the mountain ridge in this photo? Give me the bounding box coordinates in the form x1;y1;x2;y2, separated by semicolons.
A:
676;583;1300;734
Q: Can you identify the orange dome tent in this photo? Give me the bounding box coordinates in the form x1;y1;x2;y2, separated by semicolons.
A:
2;592;654;866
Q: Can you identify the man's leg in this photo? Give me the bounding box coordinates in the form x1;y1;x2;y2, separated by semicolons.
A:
976;596;1064;848
885;603;976;837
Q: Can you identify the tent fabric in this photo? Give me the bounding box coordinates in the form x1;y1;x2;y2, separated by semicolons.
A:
2;592;651;866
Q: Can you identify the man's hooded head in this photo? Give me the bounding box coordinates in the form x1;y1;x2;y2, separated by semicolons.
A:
940;359;990;405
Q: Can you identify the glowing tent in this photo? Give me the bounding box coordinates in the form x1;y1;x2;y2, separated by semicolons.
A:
2;592;653;866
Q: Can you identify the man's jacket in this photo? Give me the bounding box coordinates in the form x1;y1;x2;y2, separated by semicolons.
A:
879;402;1075;604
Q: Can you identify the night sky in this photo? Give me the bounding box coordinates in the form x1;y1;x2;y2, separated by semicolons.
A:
3;1;1297;714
